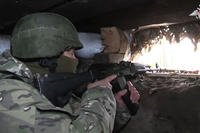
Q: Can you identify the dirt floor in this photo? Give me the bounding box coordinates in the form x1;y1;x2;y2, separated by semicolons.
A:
121;74;200;133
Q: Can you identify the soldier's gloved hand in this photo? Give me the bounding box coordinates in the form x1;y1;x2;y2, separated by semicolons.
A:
115;81;140;107
87;75;117;89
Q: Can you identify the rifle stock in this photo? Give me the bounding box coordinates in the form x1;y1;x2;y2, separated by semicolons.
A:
34;72;93;107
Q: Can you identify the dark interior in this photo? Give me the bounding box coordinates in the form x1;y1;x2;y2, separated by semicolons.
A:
0;1;199;133
0;0;198;33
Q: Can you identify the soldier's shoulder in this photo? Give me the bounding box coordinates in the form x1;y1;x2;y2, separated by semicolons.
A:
0;50;33;80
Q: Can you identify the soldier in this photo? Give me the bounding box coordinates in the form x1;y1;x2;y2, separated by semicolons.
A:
0;12;139;133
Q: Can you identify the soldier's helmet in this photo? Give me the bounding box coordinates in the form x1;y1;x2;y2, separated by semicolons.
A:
11;12;83;59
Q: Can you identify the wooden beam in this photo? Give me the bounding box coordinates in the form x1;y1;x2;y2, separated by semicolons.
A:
76;0;199;32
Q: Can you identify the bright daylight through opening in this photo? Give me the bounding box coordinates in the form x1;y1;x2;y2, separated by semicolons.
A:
126;36;200;74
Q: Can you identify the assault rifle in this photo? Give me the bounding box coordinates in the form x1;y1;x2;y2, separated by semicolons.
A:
34;61;147;115
89;61;147;115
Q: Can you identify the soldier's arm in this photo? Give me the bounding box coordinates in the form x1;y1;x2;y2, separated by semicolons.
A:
113;104;132;132
69;75;117;133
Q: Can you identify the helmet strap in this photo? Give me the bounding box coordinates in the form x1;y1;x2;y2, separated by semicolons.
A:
39;58;57;72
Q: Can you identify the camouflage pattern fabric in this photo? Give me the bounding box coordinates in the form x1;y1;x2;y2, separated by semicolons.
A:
0;50;33;83
113;105;131;132
0;51;116;133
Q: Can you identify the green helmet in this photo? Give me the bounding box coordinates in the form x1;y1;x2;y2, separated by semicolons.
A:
11;12;83;59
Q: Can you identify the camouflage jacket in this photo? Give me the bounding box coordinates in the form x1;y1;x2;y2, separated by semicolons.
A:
0;50;116;133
